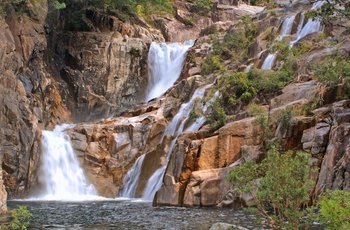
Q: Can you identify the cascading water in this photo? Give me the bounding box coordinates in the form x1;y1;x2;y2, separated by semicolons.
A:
291;1;325;45
293;18;323;42
261;53;277;70
261;15;295;70
145;40;194;101
276;15;296;41
142;85;211;201
119;155;146;198
36;124;98;201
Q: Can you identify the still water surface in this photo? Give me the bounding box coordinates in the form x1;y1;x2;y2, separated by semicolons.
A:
8;200;264;230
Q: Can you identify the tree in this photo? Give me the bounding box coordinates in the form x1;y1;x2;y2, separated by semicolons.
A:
308;0;350;27
228;148;315;229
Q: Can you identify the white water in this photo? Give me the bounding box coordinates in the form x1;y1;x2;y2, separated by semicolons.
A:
119;154;146;198
142;84;211;201
244;63;254;73
35;124;99;201
291;1;325;45
261;53;277;70
145;40;194;101
293;18;323;43
261;15;295;70
276;15;296;41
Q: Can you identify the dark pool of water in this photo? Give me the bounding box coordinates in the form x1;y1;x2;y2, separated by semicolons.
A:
8;200;266;230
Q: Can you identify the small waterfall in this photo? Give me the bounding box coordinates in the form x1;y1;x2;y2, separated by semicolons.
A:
295;13;305;37
261;53;277;70
142;84;211;201
119;155;146;198
37;124;98;201
291;1;325;45
244;63;254;73
261;15;295;70
293;18;323;42
145;40;194;101
276;15;296;41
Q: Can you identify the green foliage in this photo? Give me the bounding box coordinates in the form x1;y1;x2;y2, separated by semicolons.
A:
291;42;312;56
228;149;315;229
306;0;350;27
200;55;224;75
193;0;213;16
319;190;350;230
248;104;272;148
56;0;172;30
206;96;227;130
53;0;66;9
189;97;203;120
0;206;32;230
277;108;293;127
129;47;141;56
313;50;350;88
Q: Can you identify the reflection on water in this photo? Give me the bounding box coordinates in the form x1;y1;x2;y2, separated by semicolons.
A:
8;200;265;230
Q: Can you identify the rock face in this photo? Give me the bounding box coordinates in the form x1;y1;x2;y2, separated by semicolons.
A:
154;117;261;206
0;2;69;198
51;10;165;122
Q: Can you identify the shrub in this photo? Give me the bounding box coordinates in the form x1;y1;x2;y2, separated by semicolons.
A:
193;0;213;16
319;190;350;230
206;97;227;130
228;149;315;229
313;51;350;88
0;206;32;230
200;55;224;75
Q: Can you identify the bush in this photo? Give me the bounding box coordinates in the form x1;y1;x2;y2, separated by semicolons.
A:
0;206;32;230
319;190;350;230
206;97;227;130
193;0;213;16
313;51;350;88
228;148;315;229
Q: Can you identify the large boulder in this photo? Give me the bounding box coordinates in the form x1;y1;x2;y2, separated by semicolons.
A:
68;108;167;197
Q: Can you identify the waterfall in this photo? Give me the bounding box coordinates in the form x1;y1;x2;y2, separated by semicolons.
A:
118;155;146;198
244;63;254;73
276;15;296;41
145;40;194;101
261;15;295;70
291;1;325;45
293;18;323;42
37;124;98;201
261;53;277;70
142;84;212;201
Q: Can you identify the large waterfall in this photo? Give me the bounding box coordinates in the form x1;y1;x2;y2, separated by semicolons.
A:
37;124;98;201
145;41;194;101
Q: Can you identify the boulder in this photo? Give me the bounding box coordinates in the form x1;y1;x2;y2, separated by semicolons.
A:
68;110;167;197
